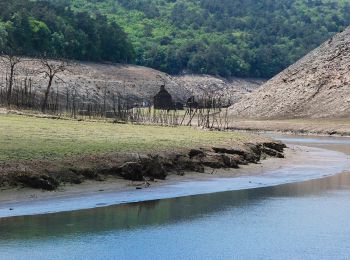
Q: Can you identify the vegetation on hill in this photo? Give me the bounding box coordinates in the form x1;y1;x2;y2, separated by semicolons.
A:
0;0;134;62
53;0;350;78
2;0;350;78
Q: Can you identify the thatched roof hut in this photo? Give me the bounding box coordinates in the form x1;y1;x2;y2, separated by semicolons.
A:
154;85;173;110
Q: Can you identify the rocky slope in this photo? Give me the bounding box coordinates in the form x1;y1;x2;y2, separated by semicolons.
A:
230;26;350;119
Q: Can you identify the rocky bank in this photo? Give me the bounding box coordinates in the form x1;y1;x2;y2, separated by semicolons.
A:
0;140;285;191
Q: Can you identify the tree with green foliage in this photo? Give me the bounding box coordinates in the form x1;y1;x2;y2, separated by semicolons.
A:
2;0;350;78
0;0;135;63
57;0;350;78
0;21;7;50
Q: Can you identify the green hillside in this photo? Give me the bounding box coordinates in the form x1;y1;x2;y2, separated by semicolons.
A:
52;0;350;78
3;0;350;78
0;0;134;62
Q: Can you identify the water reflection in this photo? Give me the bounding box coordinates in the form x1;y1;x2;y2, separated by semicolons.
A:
1;170;350;242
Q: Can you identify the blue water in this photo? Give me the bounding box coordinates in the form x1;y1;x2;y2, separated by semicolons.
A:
265;133;350;145
1;135;350;259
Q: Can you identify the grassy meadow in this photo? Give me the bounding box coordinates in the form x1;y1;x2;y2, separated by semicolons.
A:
0;114;249;162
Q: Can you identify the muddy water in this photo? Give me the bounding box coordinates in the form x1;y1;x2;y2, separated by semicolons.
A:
1;135;350;259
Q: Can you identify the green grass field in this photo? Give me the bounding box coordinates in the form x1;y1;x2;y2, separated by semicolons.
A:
0;115;249;162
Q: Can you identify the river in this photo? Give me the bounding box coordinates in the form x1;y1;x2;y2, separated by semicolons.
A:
0;135;350;259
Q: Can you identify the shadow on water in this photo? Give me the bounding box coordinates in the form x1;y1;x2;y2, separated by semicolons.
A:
1;169;350;242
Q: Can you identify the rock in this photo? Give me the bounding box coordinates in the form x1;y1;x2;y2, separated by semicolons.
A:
245;143;262;158
261;147;284;158
174;155;205;173
69;175;83;184
212;146;246;156
189;149;205;158
140;155;167;180
118;162;143;181
201;153;227;168
97;166;121;176
327;131;337;135
78;168;99;179
67;167;100;182
243;151;260;163
262;142;286;153
212;146;260;163
223;154;240;168
63;168;99;184
158;157;175;172
15;174;59;191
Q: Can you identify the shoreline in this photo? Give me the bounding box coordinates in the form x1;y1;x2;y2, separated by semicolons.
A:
0;136;286;191
227;129;350;138
3;109;349;137
0;149;288;205
226;118;350;137
1;143;349;218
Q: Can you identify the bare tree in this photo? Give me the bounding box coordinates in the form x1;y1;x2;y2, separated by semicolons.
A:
38;57;69;112
0;53;22;107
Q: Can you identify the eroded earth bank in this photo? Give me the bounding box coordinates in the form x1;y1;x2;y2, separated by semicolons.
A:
0;138;285;191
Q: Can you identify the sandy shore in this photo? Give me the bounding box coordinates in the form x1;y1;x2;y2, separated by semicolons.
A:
227;119;350;136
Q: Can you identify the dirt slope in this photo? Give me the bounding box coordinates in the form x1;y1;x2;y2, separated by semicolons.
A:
174;74;263;104
0;60;263;105
230;26;350;119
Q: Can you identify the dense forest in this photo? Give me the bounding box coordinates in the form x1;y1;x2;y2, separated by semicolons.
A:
58;0;350;78
0;0;134;62
2;0;350;78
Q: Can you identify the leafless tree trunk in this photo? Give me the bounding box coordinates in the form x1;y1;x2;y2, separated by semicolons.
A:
0;54;22;107
38;57;69;113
